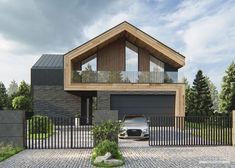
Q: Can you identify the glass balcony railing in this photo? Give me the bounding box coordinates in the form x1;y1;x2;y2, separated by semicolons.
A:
72;71;178;83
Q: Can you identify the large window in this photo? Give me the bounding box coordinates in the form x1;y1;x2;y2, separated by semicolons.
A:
150;55;164;72
81;54;97;71
150;55;164;83
125;41;138;72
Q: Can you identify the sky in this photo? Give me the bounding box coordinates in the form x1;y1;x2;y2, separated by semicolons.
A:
0;0;234;91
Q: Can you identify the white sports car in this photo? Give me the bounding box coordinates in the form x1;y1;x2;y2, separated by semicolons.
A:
119;115;149;139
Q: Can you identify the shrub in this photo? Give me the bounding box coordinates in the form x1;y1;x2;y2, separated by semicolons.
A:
29;115;53;134
12;95;32;112
0;143;22;162
91;140;123;162
92;121;121;146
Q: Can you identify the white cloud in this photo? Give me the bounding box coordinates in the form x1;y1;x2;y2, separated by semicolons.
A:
182;4;235;63
0;35;40;87
83;13;131;40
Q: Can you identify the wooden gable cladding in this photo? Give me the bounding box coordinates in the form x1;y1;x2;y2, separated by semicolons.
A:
138;48;149;71
64;22;185;90
97;38;125;71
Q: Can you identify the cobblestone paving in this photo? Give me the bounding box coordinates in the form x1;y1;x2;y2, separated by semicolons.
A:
0;139;235;168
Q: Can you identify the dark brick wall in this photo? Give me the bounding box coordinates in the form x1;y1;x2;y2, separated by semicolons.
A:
97;91;176;110
33;85;81;117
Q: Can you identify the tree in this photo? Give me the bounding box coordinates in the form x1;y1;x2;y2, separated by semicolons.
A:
190;70;213;116
0;82;7;110
12;96;32;112
7;80;18;96
183;77;193;115
205;76;219;113
220;62;235;113
12;81;32;112
18;81;31;97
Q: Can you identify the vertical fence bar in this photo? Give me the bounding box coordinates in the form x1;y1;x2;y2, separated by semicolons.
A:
158;116;163;145
71;117;73;148
220;117;222;145
183;117;185;146
173;117;175;146
216;116;218;145
28;118;30;149
163;116;165;146
41;117;43;149
80;121;81;148
229;115;232;145
44;117;46;149
153;117;155;146
56;117;58;149
67;117;70;148
148;117;151;146
51;117;54;149
167;117;169;146
63;117;65;149
61;117;63;149
23;118;27;149
169;117;172;146
32;117;34;149
35;117;37;149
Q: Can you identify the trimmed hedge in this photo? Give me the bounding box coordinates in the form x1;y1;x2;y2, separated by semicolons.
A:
29;115;53;134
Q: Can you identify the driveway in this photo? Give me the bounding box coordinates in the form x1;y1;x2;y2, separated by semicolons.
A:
0;140;235;168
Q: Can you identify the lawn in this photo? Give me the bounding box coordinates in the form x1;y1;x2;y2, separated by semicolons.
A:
0;144;23;162
185;121;231;143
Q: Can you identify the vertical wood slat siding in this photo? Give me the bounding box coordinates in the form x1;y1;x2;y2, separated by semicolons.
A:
138;48;150;71
97;38;125;71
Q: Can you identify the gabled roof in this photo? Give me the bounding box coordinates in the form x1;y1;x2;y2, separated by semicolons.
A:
64;21;185;68
32;54;63;69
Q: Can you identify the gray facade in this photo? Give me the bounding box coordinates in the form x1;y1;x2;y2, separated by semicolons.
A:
33;85;81;117
0;111;25;147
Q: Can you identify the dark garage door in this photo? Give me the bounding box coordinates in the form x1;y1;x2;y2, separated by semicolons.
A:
110;95;175;120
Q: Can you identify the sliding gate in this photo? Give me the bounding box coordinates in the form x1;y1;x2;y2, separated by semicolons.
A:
149;116;232;146
24;117;93;149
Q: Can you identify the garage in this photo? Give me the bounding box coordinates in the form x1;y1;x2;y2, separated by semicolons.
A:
110;94;175;120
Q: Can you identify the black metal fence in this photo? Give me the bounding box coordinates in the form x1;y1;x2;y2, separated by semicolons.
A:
149;116;232;146
24;117;93;149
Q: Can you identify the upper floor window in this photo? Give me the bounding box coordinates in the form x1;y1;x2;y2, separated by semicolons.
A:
81;54;97;71
125;41;138;72
150;55;164;72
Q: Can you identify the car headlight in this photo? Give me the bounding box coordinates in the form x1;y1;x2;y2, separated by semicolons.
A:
142;128;148;133
120;128;127;132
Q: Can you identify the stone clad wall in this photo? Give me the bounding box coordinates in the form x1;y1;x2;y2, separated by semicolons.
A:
33;85;81;117
0;111;25;147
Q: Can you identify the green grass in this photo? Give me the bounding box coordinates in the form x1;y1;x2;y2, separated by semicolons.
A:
0;144;23;162
27;132;53;140
185;121;231;143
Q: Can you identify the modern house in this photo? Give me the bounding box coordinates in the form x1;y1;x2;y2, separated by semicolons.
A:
31;21;185;125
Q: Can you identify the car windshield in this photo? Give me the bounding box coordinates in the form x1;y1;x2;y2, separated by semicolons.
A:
124;116;146;123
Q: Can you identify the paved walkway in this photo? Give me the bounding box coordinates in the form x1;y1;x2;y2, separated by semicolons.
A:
1;140;235;168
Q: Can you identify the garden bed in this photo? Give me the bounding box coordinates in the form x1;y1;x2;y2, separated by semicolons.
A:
0;144;23;162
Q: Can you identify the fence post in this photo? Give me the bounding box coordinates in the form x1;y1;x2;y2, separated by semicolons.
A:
233;110;235;146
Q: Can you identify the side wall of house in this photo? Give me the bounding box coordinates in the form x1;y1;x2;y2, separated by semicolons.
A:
31;69;81;117
33;86;81;117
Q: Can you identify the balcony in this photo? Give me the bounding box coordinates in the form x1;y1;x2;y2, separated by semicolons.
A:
72;71;178;84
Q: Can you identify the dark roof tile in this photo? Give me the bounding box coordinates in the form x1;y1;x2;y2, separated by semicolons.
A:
32;54;63;69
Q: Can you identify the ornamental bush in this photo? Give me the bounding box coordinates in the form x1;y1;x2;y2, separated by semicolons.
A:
92;120;121;146
29;115;53;134
91;140;123;162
